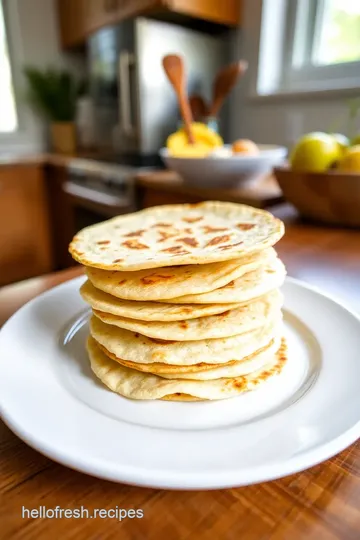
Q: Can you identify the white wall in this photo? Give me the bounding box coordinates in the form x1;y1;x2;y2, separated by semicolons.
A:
3;0;85;153
229;0;359;148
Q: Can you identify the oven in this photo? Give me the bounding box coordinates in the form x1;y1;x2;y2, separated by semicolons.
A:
63;160;138;232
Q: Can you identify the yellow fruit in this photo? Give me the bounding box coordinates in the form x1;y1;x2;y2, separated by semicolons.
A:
166;122;223;157
290;132;341;172
169;143;213;158
337;145;360;172
232;139;259;155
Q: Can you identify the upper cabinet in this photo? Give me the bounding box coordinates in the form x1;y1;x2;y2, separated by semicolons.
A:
58;0;87;48
165;0;241;27
57;0;241;48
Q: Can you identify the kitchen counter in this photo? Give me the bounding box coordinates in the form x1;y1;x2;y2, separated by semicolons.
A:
136;169;284;209
0;153;284;209
0;152;112;169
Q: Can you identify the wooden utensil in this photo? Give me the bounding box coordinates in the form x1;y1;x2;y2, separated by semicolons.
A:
209;60;248;117
162;54;195;144
189;94;209;121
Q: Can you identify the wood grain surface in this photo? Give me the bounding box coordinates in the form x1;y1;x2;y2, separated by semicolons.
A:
136;169;284;209
0;164;53;286
1;204;360;540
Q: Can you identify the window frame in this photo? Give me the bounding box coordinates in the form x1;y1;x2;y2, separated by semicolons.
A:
0;0;45;154
0;0;18;133
281;0;360;93
252;0;360;99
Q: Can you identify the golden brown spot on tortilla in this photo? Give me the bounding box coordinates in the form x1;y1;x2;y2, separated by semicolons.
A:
231;378;246;389
183;228;193;234
206;234;231;247
122;239;149;250
153;351;167;362
225;280;235;288
161;245;190;254
124;229;145;238
134;333;139;338
100;247;107;251
217;241;244;250
118;280;126;285
202;226;228;234
113;258;124;263
178;237;198;247
229;338;287;389
266;269;276;273
141;274;174;285
158;231;178;242
237;223;255;231
97;240;110;245
179;321;188;329
153;222;171;228
182;216;203;223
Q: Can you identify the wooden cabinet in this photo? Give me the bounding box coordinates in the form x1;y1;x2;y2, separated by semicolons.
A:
57;0;87;48
0;164;53;287
58;0;240;48
86;0;124;34
166;0;241;27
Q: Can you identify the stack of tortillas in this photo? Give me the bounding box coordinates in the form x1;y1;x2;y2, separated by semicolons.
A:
69;201;287;401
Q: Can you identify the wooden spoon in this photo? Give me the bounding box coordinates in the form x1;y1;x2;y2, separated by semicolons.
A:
162;54;195;144
209;60;248;117
189;94;209;121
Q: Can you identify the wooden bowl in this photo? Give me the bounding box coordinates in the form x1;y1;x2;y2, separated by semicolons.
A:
274;166;360;227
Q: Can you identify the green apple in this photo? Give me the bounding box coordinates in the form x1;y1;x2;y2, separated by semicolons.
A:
330;133;350;153
290;132;342;172
350;134;360;146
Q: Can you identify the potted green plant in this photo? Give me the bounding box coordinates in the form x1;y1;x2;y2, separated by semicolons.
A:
24;67;85;154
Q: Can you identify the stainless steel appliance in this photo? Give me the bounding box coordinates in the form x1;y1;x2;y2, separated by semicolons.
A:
62;156;156;238
64;160;137;216
88;18;228;155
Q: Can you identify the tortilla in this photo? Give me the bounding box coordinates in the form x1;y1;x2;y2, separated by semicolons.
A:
87;336;288;401
69;201;284;271
89;314;282;366
92;289;283;341
85;249;276;301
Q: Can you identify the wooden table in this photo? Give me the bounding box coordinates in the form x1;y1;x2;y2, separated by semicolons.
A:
1;204;360;540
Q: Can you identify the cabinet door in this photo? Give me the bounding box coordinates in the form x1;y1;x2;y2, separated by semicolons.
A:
0;165;53;287
86;0;162;33
168;0;241;26
58;0;87;48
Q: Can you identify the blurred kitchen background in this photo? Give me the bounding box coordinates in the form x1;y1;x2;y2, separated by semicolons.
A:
0;0;359;286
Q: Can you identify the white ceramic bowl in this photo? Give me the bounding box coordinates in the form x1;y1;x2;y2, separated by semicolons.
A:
159;144;287;188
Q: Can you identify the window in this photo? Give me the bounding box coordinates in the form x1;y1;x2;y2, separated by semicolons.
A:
0;0;17;132
257;0;360;96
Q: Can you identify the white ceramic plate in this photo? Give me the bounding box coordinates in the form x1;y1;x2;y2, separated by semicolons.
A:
159;145;287;188
0;276;360;490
